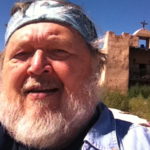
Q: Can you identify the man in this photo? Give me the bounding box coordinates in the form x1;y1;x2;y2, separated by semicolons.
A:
0;0;149;150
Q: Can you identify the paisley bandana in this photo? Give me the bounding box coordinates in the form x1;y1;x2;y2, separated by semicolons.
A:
5;0;97;44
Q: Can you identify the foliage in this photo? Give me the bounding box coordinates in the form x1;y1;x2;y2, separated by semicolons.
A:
128;84;150;99
129;96;150;120
103;85;150;121
103;91;129;111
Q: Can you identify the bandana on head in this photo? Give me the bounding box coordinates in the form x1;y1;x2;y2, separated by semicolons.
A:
5;0;97;45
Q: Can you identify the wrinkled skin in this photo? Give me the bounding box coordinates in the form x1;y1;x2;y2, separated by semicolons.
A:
0;22;99;149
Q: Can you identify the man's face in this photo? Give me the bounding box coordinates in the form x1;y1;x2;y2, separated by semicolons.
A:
0;22;99;149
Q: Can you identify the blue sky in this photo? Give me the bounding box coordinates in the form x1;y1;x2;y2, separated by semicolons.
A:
1;0;150;50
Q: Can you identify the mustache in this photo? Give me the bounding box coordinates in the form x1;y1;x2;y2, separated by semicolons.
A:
21;76;63;95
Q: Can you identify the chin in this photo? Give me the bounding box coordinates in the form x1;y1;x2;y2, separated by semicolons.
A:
0;78;99;149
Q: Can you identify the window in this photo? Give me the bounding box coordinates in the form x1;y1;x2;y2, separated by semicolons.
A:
139;37;149;49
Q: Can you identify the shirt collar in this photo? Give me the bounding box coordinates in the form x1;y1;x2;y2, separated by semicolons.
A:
83;103;120;150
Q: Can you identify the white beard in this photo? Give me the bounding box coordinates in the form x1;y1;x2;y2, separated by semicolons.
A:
0;76;100;149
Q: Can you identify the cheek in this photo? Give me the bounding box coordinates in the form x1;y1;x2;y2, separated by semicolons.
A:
2;62;28;93
52;60;92;92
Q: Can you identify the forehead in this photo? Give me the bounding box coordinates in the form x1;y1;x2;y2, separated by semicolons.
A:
7;22;87;46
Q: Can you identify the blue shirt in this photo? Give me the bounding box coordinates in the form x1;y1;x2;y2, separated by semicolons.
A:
82;103;150;150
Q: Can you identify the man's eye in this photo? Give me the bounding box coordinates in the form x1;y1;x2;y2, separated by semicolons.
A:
13;51;31;60
49;49;70;60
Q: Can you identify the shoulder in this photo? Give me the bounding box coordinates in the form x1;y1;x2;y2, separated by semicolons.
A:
84;104;150;150
109;108;150;149
116;121;150;149
110;108;149;125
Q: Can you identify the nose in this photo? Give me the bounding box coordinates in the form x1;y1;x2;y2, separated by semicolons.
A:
27;50;51;75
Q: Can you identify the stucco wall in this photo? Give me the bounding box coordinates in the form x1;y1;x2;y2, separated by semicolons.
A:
104;32;131;92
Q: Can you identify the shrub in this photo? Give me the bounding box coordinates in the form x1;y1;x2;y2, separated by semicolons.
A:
103;85;150;121
128;84;150;99
129;96;150;120
103;91;129;111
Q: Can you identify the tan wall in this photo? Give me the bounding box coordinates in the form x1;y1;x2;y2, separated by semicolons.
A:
104;32;131;92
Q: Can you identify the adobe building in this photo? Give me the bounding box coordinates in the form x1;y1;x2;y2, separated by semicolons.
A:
102;27;150;93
